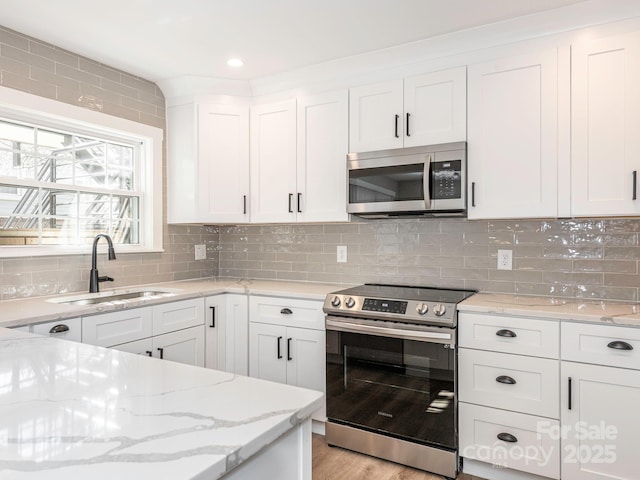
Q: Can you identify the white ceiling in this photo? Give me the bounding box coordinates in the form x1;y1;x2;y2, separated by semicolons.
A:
0;0;587;83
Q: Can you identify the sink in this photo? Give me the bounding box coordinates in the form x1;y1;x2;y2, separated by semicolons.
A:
48;288;181;306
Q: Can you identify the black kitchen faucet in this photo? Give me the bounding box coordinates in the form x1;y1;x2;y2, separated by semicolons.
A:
89;233;116;293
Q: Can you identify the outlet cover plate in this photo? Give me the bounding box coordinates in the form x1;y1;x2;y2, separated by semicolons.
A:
497;249;512;270
337;245;347;263
195;244;206;260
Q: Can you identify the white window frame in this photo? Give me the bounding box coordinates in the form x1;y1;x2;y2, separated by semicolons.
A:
0;85;163;257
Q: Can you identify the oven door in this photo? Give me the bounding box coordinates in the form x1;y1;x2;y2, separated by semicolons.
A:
326;316;457;451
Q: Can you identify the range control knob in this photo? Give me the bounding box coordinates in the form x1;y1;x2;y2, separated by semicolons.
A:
330;296;341;307
345;297;356;308
433;304;447;317
416;303;429;315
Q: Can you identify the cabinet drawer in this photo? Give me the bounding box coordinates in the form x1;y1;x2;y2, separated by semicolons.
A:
459;312;559;358
249;296;324;330
31;317;82;342
459;349;559;418
153;298;204;336
562;322;640;369
111;337;153;357
83;308;153;347
459;402;560;479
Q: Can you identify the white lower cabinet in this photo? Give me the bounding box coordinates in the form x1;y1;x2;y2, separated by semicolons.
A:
82;298;205;367
560;323;640;480
249;296;325;421
204;294;249;375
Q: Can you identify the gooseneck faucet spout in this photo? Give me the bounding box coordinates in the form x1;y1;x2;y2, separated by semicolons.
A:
89;233;117;293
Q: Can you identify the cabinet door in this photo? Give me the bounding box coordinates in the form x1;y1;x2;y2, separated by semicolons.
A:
224;294;249;375
249;322;287;384
286;327;326;421
111;337;153;357
561;362;640;479
198;104;250;223
349;80;403;152
467;49;559;219
297;90;349;222
404;66;466;147
153;326;205;367
205;295;225;370
571;32;640;216
153;298;204;336
250;99;297;223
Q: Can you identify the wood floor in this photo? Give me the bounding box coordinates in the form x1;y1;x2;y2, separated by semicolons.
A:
313;434;485;480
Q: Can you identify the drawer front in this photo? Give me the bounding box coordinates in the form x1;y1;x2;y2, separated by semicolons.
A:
459;402;560;479
31;317;82;342
459;349;559;418
111;337;153;357
83;308;153;347
562;321;640;369
153;298;204;336
249;296;324;330
459;312;559;358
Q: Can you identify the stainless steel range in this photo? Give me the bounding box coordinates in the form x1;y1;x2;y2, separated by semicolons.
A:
323;283;476;479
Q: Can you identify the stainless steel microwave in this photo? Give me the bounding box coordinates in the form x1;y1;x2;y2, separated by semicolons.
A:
347;142;467;217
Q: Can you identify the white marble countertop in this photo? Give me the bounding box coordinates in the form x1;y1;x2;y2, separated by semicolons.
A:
459;293;640;328
0;327;323;479
0;278;343;329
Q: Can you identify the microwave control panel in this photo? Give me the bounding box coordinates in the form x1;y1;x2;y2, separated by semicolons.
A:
432;160;462;199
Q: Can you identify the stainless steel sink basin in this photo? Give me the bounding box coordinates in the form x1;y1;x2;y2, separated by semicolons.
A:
47;288;180;306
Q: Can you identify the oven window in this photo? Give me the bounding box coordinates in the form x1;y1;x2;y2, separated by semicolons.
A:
349;164;424;203
326;330;455;450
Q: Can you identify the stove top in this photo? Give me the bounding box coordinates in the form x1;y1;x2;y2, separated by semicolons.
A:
322;283;476;327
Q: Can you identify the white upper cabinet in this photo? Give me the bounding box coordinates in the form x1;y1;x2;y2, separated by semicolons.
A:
250;99;298;223
467;49;560;219
296;90;349;222
349;67;466;153
571;31;640;216
167;102;249;224
251;91;349;223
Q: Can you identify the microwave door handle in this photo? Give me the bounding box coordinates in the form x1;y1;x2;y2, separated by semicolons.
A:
423;154;432;209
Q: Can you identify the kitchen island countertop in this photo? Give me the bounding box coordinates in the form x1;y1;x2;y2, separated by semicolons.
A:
0;327;322;479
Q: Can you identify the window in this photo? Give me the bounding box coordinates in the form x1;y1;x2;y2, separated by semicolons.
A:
0;86;163;256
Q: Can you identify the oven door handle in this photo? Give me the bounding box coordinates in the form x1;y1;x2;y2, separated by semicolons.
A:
326;318;454;345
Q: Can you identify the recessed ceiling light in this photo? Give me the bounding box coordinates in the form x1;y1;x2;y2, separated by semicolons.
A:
227;58;244;68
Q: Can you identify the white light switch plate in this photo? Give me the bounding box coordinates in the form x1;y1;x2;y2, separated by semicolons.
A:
337;245;347;263
194;244;206;260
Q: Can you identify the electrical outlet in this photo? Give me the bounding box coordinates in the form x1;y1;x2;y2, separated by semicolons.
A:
497;249;513;270
337;245;347;263
194;244;206;260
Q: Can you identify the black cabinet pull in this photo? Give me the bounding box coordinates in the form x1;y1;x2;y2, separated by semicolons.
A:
607;340;633;351
157;347;164;359
496;375;517;385
287;337;292;361
209;306;216;328
633;171;637;200
497;432;518;443
297;193;302;213
288;193;293;213
243;195;247;214
406;112;411;137
496;329;517;338
568;377;572;410
49;324;70;334
280;308;293;315
145;350;153;357
277;336;283;359
394;114;400;138
471;182;476;207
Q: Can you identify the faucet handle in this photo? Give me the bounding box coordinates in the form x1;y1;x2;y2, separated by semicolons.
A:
98;276;114;283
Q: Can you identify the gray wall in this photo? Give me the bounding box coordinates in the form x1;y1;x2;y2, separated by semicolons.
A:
0;26;218;300
218;218;640;302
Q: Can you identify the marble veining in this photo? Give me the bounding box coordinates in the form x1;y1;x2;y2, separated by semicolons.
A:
0;328;323;479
